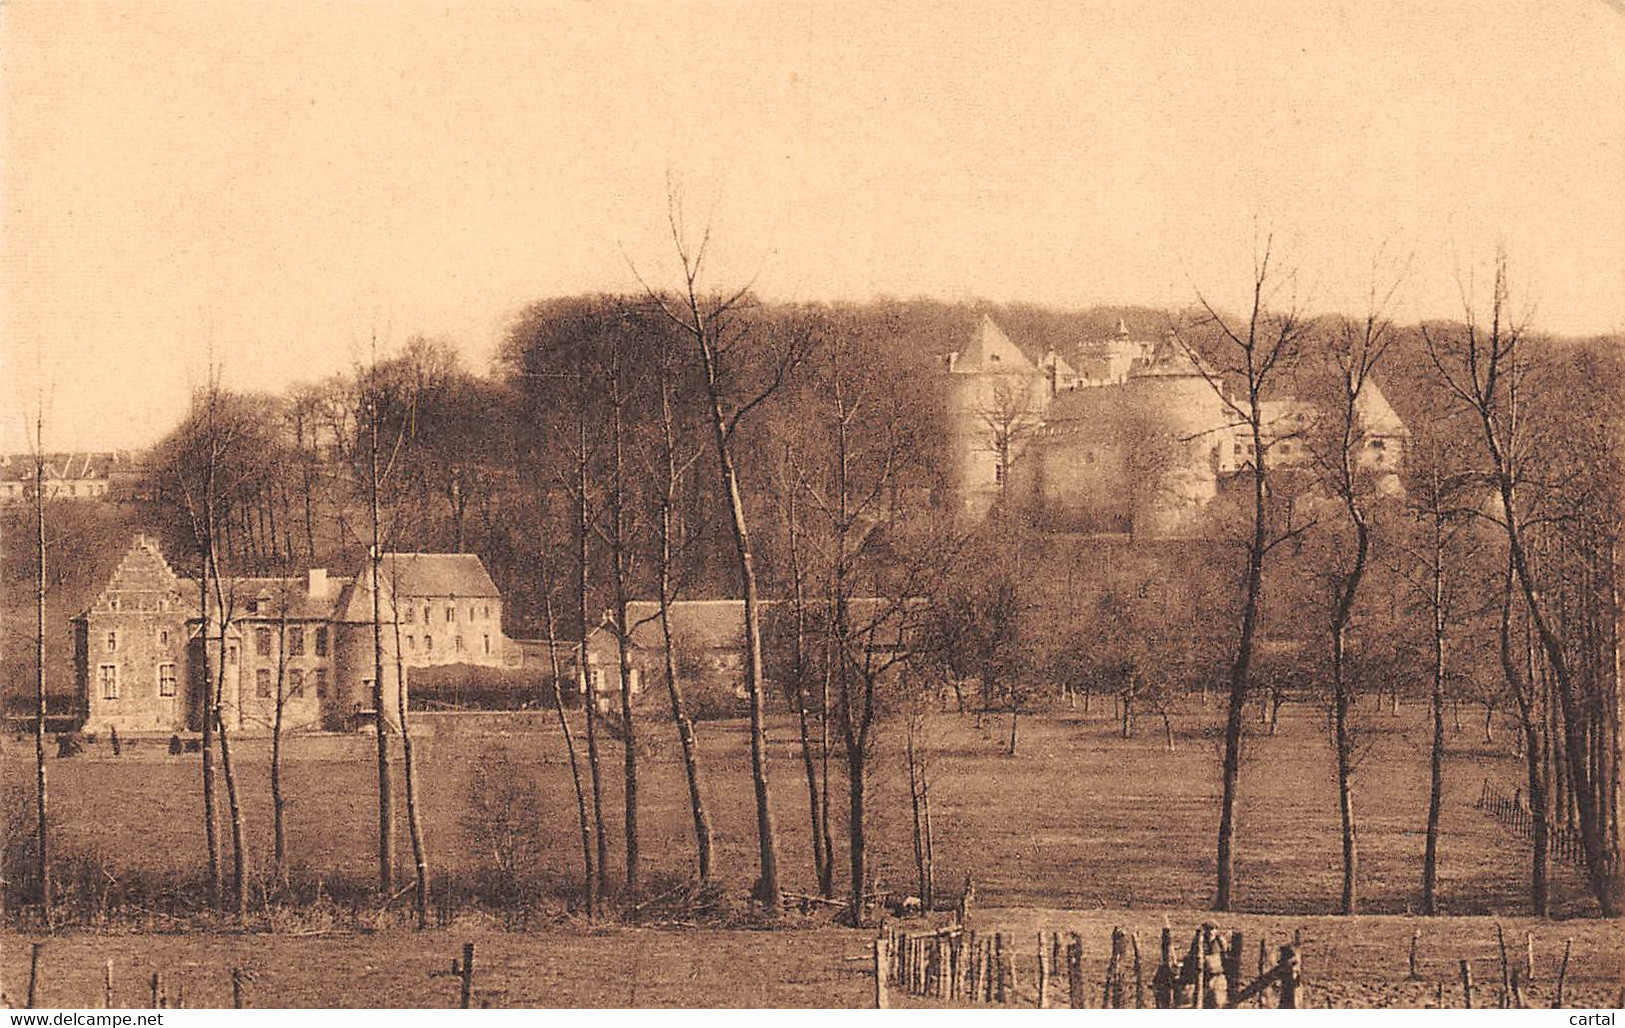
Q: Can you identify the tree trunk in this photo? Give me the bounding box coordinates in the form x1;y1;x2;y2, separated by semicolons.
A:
1422;515;1447;915
368;395;396;898
1332;624;1358;915
575;391;608;903
271;616;288;885
846;745;867;924
1502;568;1549;915
608;385;639;895
543;588;595;918
197;577;221;906
1216;419;1267;912
699;367;781;911
907;717;927;905
33;455;51;927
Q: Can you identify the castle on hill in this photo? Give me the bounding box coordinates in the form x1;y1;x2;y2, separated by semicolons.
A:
941;316;1409;537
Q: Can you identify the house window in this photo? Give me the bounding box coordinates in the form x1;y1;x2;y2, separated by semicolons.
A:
446;606;456;623
424;635;433;652
256;668;272;698
469;606;477;622
1370;439;1386;450
158;628;171;647
105;630;118;653
454;636;465;653
245;599;259;615
227;643;239;666
482;604;491;620
99;664;120;700
157;663;177;697
482;634;491;655
422;606;431;625
403;606;415;623
289;669;305;698
315;627;329;657
407;635;417;651
256;628;273;657
288;627;305;656
1279;442;1292;455
315;668;329;698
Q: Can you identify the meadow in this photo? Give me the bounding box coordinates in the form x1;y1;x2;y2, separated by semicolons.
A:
3;699;1620;1007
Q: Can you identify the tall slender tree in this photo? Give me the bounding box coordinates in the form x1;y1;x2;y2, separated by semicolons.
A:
639;198;809;911
1173;237;1312;911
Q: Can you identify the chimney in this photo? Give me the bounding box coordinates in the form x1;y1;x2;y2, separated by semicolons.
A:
308;568;329;598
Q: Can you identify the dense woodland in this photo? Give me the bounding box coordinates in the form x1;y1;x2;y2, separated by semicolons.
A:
5;257;1622;924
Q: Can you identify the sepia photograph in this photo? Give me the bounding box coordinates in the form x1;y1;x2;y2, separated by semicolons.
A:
1;0;1622;1012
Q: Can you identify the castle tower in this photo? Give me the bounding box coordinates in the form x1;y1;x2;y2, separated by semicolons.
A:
942;315;1050;516
1122;332;1231;537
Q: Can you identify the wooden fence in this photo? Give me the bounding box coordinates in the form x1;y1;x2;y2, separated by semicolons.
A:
1476;780;1605;869
873;922;1301;1008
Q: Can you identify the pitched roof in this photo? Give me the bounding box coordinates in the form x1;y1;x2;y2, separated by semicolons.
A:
377;553;500;598
953;316;1035;374
331;553;501;623
0;451;134;483
621;597;922;652
1356;380;1409;438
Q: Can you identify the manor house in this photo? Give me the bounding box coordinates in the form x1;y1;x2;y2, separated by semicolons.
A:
73;535;516;735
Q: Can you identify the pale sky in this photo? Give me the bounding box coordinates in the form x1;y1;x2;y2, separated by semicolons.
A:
4;1;1623;451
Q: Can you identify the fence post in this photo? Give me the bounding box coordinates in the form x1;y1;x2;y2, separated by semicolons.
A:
1408;928;1421;979
458;942;475;1009
231;968;245;1009
1156;926;1174;1008
1555;938;1572;1008
26;942;43;1009
873;934;889;1009
1131;931;1144;1008
1277;945;1301;1009
1036;932;1049;1008
103;959;114;1009
1524;932;1535;984
1460;958;1474;1009
1256;936;1268;1008
1066;934;1084;1008
1104;926;1123;1008
1496;923;1511;1008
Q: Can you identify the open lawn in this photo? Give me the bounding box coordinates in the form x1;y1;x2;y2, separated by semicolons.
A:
11;701;1608;917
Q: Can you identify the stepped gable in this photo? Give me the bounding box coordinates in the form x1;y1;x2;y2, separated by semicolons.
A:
82;534;187;616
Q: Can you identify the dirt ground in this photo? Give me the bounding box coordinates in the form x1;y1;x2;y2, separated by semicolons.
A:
3;910;1619;1008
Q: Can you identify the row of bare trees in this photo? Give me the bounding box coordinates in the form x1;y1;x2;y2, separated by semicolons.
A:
14;230;1615;928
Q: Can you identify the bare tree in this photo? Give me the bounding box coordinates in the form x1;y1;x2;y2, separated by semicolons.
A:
975;376;1043;512
1172;237;1313;911
642;317;715;882
1303;267;1402;915
1423;255;1619;915
541;567;596;916
1400;425;1472;914
636;194;809;911
28;399;50;927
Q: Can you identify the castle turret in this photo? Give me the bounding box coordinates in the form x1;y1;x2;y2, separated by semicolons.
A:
1122;333;1231;537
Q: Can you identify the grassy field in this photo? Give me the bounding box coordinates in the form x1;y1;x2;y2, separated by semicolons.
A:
12;701;1609;916
4;700;1620;1007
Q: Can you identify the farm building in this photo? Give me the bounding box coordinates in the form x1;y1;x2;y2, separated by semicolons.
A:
583;597;924;715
